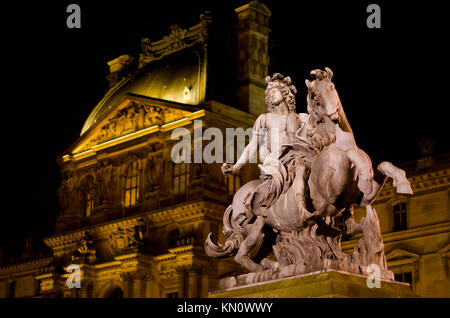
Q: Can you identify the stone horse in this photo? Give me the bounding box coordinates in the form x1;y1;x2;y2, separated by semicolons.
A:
205;68;413;274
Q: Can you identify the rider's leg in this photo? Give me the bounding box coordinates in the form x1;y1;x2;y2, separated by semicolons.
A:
234;216;266;272
346;148;374;195
293;164;316;221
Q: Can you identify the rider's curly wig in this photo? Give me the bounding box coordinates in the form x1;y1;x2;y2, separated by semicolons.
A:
265;73;297;112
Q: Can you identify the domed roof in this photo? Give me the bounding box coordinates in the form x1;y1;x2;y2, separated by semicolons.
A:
80;50;202;136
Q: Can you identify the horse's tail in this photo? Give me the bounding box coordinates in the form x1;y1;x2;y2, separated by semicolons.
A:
204;205;245;258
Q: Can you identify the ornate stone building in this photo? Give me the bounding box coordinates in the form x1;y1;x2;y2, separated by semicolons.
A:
0;1;271;298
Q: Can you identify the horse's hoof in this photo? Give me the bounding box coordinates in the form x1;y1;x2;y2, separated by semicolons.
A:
396;182;413;195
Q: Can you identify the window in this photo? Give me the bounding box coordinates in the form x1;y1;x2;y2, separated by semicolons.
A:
124;161;140;207
82;176;94;217
173;163;189;195
226;173;241;196
393;202;407;231
395;272;413;287
169;228;180;248
8;280;15;298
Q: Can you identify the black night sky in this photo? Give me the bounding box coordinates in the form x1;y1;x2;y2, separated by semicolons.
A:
0;1;447;258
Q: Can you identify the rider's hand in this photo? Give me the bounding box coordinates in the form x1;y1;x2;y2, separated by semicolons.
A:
221;163;234;175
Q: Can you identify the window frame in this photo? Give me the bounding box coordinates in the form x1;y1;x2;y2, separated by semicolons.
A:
173;162;190;195
123;161;141;207
393;202;408;232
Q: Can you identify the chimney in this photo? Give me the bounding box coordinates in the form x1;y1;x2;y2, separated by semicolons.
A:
235;1;271;116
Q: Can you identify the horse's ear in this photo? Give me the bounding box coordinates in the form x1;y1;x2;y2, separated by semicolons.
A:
305;79;313;90
325;67;334;79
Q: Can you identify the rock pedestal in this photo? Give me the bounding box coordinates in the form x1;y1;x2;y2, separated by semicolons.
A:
209;270;416;298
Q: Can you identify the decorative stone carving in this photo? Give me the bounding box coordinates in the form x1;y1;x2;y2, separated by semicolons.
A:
83;102;189;150
127;218;149;247
145;144;164;194
205;69;414;288
58;174;74;212
72;231;96;263
109;227;128;255
139;12;212;68
95;160;116;206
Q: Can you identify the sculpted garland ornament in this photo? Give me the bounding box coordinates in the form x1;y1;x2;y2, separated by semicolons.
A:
205;68;413;288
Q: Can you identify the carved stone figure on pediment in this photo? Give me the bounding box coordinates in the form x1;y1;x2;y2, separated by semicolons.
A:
143;105;164;126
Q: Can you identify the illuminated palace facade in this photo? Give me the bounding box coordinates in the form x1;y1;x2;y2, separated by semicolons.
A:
0;1;449;298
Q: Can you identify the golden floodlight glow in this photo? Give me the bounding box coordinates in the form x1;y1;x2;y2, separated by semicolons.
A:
70;110;206;159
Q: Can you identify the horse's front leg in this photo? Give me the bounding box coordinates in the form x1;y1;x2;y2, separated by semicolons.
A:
234;216;266;272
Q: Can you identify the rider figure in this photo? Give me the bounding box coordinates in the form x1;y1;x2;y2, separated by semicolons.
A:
222;73;315;222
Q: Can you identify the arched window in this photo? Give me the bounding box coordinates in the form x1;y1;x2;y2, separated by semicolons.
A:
173;163;189;195
393;202;407;231
123;161;140;207
105;287;124;298
82;175;94;217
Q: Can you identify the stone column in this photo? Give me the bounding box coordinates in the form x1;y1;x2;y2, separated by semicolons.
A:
186;269;200;298
176;269;186;298
235;1;272;116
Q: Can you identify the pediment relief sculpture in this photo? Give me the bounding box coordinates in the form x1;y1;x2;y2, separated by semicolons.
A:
81;102;190;151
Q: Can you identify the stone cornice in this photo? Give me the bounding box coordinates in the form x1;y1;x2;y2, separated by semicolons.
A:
342;221;450;252
0;257;53;279
44;200;224;250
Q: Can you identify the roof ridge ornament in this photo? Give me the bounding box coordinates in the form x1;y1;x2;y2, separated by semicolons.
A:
139;11;212;69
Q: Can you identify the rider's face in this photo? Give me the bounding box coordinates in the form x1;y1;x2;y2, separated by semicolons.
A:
269;87;284;106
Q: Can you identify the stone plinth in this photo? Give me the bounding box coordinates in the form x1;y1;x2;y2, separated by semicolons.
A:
209;270;416;298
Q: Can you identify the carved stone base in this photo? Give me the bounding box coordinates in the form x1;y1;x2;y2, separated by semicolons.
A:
210;270;415;298
218;260;394;290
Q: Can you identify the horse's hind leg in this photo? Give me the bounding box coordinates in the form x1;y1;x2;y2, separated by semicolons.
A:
234;216;266;272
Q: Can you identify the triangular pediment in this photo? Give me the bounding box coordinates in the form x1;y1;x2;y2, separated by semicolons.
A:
386;248;419;262
68;95;198;155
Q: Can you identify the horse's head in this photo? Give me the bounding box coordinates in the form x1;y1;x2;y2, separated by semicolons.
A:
305;67;341;124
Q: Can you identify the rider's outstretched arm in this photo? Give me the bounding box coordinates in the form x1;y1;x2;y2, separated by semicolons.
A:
231;114;266;174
